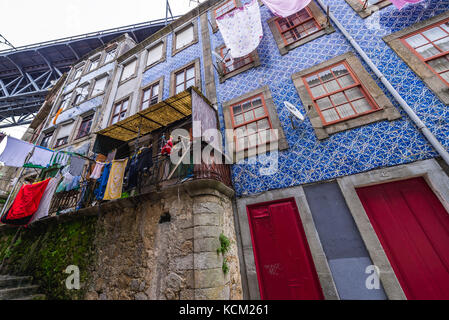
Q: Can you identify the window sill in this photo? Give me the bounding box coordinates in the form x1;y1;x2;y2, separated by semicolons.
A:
172;39;199;57
119;75;138;86
144;58;166;72
219;60;261;83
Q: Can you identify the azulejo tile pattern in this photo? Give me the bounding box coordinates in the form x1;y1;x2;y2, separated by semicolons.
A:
141;16;206;99
210;0;448;197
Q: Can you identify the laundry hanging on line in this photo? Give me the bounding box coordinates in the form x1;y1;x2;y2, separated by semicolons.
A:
261;0;311;18
94;162;112;200
24;146;54;169
29;175;62;224
390;0;425;10
103;159;128;200
0;136;34;168
90;162;105;180
0;178;51;226
216;0;263;58
69;155;86;177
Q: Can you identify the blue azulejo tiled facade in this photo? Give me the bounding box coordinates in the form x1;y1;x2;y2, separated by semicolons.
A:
209;0;448;197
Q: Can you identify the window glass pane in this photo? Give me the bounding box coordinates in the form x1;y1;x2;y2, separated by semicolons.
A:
330;92;347;106
186;66;195;79
242;102;252;112
422;27;447;42
93;77;107;95
316;97;333;110
352;98;372;113
405;34;428;48
248;134;258;148
234;114;244;125
440;70;449;82
324;80;340;93
114;104;122;114
318;69;334;82
310;85;326;97
252;98;262;107
233;104;242;114
176;85;184;94
336;104;355;118
435;37;449;52
321;109;339;122
306;74;320;87
143;88;151;102
112;116;119;124
186;79;195;88
257;118;270;131
254;107;266;118
331;64;349;77
442;22;449;33
345;87;364;101
176;26;194;50
153;84;159;96
121;60;136;81
235;127;245;138
247;122;257;135
416;43;440;58
105;49;116;63
338;74;355;88
89;59;99;71
176;72;184;85
122;100;129;111
147;43;163;66
120;112;127;120
428;56;449;73
243;111;254;122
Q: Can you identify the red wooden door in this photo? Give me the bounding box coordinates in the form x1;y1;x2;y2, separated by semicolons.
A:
356;177;449;300
247;198;324;300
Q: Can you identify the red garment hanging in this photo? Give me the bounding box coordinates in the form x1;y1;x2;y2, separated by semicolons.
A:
161;137;173;156
1;178;51;226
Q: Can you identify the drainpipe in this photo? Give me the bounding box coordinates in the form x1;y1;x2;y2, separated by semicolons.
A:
315;0;449;166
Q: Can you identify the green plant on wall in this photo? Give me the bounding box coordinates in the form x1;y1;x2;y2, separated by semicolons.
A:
217;233;231;274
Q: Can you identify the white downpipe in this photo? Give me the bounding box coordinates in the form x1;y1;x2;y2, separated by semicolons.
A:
316;0;449;166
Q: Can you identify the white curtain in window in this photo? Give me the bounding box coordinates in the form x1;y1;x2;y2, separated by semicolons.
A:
147;44;163;65
176;26;194;50
93;76;108;95
121;60;136;81
56;123;74;139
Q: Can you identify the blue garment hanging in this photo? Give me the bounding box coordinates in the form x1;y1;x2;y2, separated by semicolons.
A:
94;162;111;200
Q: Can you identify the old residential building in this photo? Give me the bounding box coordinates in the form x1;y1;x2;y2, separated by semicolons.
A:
1;0;449;300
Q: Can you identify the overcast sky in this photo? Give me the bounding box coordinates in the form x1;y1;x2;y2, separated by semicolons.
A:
0;0;202;48
1;0;204;138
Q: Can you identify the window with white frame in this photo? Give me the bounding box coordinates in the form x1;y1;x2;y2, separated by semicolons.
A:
147;43;163;66
121;60;137;82
175;25;194;50
74;84;89;105
104;48;117;63
92;76;108;96
73;66;84;80
60;93;72;111
88;57;100;72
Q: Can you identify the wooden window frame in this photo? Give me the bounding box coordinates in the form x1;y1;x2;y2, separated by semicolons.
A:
400;18;449;87
210;0;242;33
120;58;138;84
222;86;289;160
170;59;201;96
345;0;391;19
55;136;69;148
71;63;85;82
103;46;118;64
40;131;54;148
275;8;322;46
384;11;449;105
172;20;199;56
110;97;130;125
302;61;379;126
76;114;94;140
87;55;102;73
292;52;401;140
73;83;90;106
140;78;164;111
214;44;261;83
267;1;334;55
145;38;168;70
90;74;109;99
229;93;274;152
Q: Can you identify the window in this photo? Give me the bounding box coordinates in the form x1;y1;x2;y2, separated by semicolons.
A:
303;62;377;124
74;84;89;105
172;21;198;55
40;132;53;148
104;48;117;63
175;64;195;94
55;136;68;148
147;43;163;66
267;1;334;55
230;95;274;151
88;57;100;72
221;47;253;74
121;59;137;82
384;12;449;104
222;86;289;159
60;93;72;111
345;0;391;18
402;20;449;86
92;76;108;96
276;9;321;46
72;65;84;80
141;82;160;110
110;98;129;125
76;115;93;139
292;52;401;139
215;0;236;19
